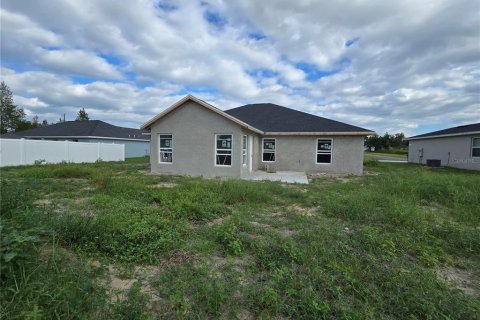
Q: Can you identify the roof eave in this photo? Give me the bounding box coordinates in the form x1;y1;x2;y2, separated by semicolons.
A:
263;131;375;136
22;135;149;142
406;131;480;141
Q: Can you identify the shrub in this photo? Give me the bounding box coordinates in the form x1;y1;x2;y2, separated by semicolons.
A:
213;221;244;256
0;181;31;219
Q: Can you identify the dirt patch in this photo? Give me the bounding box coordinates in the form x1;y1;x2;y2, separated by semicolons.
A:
277;228;298;237
250;221;271;229
147;182;178;188
211;252;254;273
287;204;321;217
79;186;95;192
39;244;78;262
335;176;358;183
33;199;53;206
267;211;283;218
235;309;254;320
437;266;479;296
159;250;197;267
207;217;225;227
92;261;164;304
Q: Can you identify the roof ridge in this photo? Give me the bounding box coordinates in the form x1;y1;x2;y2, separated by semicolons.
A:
229;103;366;128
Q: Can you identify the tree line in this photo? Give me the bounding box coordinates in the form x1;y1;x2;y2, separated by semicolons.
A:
0;81;89;134
365;132;408;151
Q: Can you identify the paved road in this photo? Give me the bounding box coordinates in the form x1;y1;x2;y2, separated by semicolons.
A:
378;156;407;161
378;157;407;163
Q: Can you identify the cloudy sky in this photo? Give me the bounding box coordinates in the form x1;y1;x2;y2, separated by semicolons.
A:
1;0;479;135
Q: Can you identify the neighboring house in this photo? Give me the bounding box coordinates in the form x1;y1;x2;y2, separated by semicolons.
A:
141;95;374;177
406;123;480;171
1;120;150;158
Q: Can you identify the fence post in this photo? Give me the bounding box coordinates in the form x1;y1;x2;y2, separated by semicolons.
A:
20;138;26;165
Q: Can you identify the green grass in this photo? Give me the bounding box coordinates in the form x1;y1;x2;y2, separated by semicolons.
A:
1;158;479;319
364;151;407;161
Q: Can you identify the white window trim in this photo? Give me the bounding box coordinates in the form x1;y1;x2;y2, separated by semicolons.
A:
242;135;247;166
159;134;173;164
262;138;276;163
316;138;333;164
215;133;233;167
472;137;480;158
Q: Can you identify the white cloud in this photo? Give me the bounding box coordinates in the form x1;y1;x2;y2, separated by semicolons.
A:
0;0;478;136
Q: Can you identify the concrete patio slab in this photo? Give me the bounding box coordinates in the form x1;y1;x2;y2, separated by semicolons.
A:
242;171;309;184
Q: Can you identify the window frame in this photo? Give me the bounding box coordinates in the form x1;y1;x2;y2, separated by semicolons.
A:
316;138;333;164
242;135;247;166
262;138;276;163
472;137;480;158
215;133;233;167
159;134;173;164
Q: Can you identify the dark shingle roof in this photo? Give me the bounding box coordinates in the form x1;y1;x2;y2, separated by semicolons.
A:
408;123;480;140
225;103;373;133
0;132;24;139
1;120;149;140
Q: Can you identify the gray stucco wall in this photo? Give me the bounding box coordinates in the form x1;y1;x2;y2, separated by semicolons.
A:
80;138;150;158
150;101;247;178
148;101;365;177
255;135;365;175
408;135;480;171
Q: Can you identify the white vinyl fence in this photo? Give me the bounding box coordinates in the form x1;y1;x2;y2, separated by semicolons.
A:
0;139;125;167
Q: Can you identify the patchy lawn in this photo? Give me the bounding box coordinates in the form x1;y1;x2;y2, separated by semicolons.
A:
1;157;479;319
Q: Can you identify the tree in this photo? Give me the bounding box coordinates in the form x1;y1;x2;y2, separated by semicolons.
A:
42;119;49;126
365;132;407;151
0;81;27;133
31;115;40;128
76;108;89;121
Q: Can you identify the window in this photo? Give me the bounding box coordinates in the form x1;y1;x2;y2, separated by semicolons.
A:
242;135;247;166
159;134;173;163
216;134;232;166
316;139;332;164
262;138;276;162
473;137;480;157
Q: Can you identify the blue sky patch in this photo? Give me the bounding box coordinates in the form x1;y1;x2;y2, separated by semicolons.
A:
155;0;177;12
98;53;123;66
248;32;266;41
345;37;360;47
247;68;278;78
172;87;220;97
71;75;97;84
295;62;339;81
204;10;227;29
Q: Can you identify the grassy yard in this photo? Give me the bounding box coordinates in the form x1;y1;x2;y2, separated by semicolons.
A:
364;151;407;161
1;157;479;319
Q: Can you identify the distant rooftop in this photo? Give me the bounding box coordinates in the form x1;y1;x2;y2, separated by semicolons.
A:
1;120;149;140
407;123;480;140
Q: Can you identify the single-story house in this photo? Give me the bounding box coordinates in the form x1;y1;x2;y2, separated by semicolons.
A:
1;120;150;158
141;95;374;177
406;123;480;171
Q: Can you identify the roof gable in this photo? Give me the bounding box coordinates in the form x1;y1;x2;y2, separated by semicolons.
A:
140;95;263;134
407;123;480;140
225;103;374;135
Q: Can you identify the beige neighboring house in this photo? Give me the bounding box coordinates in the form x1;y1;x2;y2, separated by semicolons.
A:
140;95;374;178
406;123;480;171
